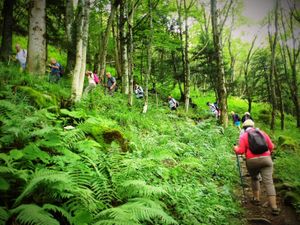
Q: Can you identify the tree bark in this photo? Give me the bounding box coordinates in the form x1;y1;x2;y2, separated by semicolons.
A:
71;0;90;102
280;5;300;127
211;0;230;127
0;0;15;62
268;0;278;130
183;0;190;112
142;0;152;113
27;0;46;75
99;0;120;80
119;0;129;94
65;0;78;73
127;0;134;106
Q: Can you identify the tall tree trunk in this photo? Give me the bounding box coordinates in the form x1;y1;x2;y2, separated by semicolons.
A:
211;0;230;127
0;0;15;62
280;5;300;127
127;0;134;106
142;0;152;113
268;0;278;130
274;68;284;130
99;0;120;80
244;36;257;113
65;0;78;73
183;0;190;112
27;0;46;75
71;0;90;102
112;20;122;78
120;0;129;94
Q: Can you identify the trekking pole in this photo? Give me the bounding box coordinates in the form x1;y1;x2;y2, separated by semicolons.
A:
235;153;247;203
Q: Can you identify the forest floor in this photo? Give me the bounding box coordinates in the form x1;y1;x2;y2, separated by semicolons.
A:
236;156;300;225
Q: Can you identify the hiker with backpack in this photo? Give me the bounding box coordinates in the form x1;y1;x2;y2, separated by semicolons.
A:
83;71;96;95
241;112;253;123
48;58;62;83
207;102;219;119
231;111;241;130
168;96;179;110
15;44;27;71
134;84;144;99
233;119;280;216
106;72;117;96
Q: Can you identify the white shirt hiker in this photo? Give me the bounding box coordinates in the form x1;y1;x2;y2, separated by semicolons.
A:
16;49;27;68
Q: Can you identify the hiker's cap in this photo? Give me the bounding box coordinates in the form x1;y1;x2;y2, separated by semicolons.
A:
245;112;250;115
243;119;254;128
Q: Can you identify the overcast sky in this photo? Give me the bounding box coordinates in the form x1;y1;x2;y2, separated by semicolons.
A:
233;0;300;47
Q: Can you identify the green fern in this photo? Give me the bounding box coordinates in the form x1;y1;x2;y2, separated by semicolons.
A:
95;198;177;225
10;204;59;225
14;169;73;207
118;180;167;199
0;206;10;224
42;204;73;225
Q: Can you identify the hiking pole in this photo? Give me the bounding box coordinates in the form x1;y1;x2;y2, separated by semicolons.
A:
235;153;247;203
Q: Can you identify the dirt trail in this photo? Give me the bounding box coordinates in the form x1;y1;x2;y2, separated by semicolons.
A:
236;156;300;225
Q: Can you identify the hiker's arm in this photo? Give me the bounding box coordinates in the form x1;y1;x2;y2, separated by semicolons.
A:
110;81;116;89
50;65;59;69
234;135;247;155
263;132;274;152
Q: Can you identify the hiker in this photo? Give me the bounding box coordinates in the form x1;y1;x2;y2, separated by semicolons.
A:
106;72;117;95
15;44;27;70
231;111;241;130
93;70;100;85
83;71;96;95
168;96;178;110
207;102;219;119
241;112;253;123
233;119;280;216
134;84;144;99
48;58;62;83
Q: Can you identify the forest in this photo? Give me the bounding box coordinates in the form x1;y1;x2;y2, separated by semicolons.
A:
0;0;299;224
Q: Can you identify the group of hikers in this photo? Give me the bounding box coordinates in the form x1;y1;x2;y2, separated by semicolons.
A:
14;44;281;215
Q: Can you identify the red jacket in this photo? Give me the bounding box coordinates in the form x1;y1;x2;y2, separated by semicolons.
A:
235;128;274;159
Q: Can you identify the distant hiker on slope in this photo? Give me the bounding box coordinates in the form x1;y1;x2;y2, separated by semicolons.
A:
231;111;241;131
207;102;219;119
48;58;62;83
134;84;144;99
168;96;179;110
83;71;96;95
15;44;27;71
241;112;253;123
106;72;117;96
233;119;280;216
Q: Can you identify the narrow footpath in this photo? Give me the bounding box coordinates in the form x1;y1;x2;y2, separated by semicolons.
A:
236;156;300;225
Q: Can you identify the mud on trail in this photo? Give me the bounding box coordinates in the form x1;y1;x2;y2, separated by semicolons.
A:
235;156;300;225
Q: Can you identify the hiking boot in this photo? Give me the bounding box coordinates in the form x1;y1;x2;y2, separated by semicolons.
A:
271;208;280;216
250;198;261;206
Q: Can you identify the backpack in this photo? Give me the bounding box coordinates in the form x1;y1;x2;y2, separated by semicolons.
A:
93;73;100;84
247;129;269;154
58;64;64;77
172;98;179;107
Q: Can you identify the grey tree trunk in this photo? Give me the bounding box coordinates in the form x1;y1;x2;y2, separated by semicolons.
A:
142;0;152;113
211;0;231;127
280;5;300;128
0;0;15;62
127;0;134;106
268;0;278;130
27;0;46;75
99;0;120;80
120;0;129;94
183;0;190;113
71;0;90;102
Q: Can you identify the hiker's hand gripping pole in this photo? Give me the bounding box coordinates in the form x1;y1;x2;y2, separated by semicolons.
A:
234;145;247;203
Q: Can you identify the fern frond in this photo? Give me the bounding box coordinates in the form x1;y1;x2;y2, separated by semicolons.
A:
0;207;10;224
43;204;73;225
10;204;59;225
93;219;139;225
62;129;86;149
96;198;177;225
14;169;73;207
119;180;167;199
